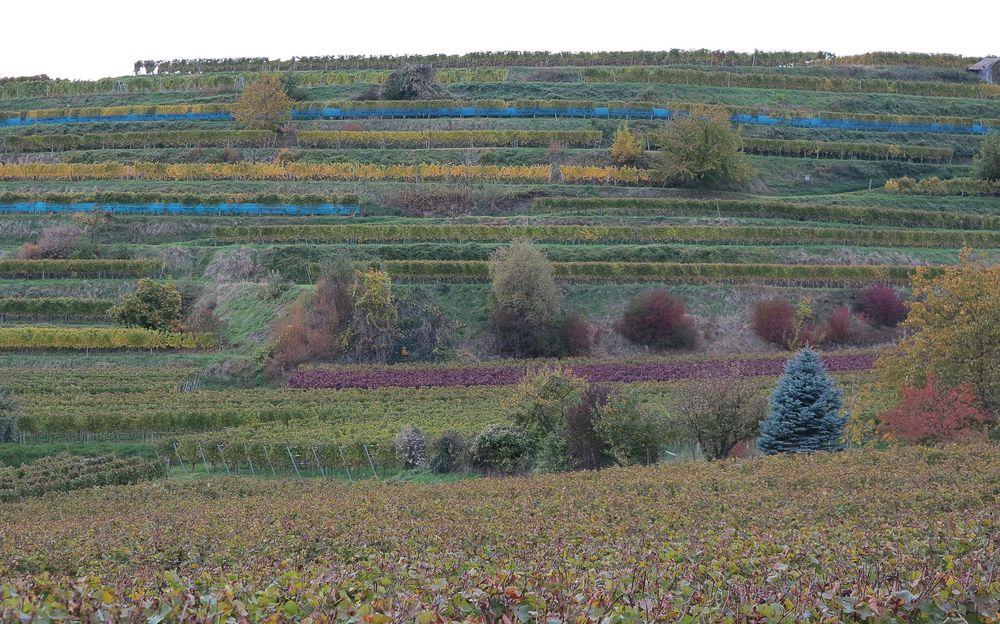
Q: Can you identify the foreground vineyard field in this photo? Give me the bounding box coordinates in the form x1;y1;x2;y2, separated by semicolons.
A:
1;445;998;621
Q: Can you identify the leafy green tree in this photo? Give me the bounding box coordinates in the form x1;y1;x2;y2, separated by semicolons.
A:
758;349;847;454
503;367;586;471
232;75;292;131
671;374;769;460
974;133;1000;182
610;123;643;166
488;240;564;357
0;388;19;443
108;279;183;331
654;108;755;188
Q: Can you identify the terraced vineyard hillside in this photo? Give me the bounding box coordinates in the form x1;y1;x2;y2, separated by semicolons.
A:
1;51;997;460
1;47;999;622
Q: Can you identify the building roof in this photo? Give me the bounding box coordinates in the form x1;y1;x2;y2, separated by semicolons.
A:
968;57;1000;71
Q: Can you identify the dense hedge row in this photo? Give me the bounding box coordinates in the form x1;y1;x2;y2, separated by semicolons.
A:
532;197;1000;229
0;259;161;278
0;162;659;185
1;130;276;151
0;190;358;205
0;453;166;501
0;327;215;350
379;260;921;284
0;69;508;100
885;176;1000;196
582;66;1000;98
136;50;834;73
0;297;113;318
741;138;954;162
297;129;603;148
213;223;1000;248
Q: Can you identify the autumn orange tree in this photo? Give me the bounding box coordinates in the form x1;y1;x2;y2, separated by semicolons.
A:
849;249;1000;443
231;75;292;131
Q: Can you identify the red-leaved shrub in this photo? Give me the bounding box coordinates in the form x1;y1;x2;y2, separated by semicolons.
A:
856;284;908;327
824;306;874;345
825;306;853;344
616;289;697;350
750;297;796;346
879;376;992;445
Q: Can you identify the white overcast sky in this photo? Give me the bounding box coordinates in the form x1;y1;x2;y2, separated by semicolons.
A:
1;0;997;80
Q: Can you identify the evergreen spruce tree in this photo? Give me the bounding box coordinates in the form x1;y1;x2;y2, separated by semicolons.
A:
758;349;847;454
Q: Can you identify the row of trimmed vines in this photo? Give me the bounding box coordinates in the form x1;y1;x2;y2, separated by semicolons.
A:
0;327;216;350
0;162;658;185
375;260;923;284
0;297;113;319
740;138;954;162
0;259;161;278
531;197;999;229
0;190;358;205
211;223;1000;248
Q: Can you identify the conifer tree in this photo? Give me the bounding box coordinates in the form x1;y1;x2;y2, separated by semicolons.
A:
758;349;847;454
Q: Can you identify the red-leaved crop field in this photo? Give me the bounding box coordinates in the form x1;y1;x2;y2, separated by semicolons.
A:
289;352;878;389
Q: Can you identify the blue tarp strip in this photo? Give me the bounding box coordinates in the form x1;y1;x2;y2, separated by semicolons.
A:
0;108;989;135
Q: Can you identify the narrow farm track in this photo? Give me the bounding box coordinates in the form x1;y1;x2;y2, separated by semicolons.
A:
289;352;878;389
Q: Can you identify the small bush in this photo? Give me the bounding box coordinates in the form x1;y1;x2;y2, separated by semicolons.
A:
610;123;643;166
430;431;465;474
203;248;259;282
0;389;18;443
879;376;992;445
108;279;183;332
670;374;769;460
265;266;353;379
182;300;228;344
394;290;454;362
856;284;908;328
378;65;448;100
470;424;531;475
222;146;242;163
559;313;593;356
17;226;82;259
565;384;614;469
974;132;1000;182
395;424;429;470
751;297;796;346
824;306;873;346
616;289;697;350
594;390;666;465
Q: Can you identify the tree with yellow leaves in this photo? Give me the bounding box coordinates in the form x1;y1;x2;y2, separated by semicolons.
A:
346;268;400;364
610;123;643;166
231;75;292;132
